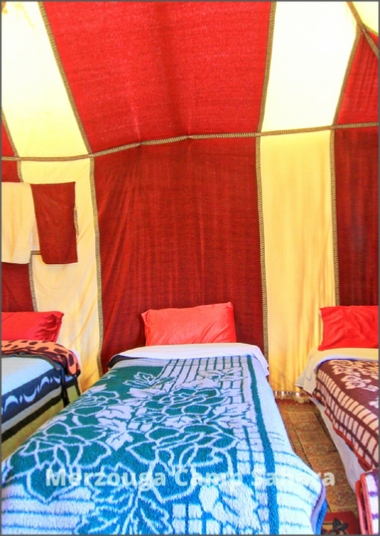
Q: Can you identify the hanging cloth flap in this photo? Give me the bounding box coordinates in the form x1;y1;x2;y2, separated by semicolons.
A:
1;182;37;264
30;182;78;265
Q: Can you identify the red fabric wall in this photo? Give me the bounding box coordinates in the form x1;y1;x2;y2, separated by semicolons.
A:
334;126;378;305
95;138;264;370
335;33;378;305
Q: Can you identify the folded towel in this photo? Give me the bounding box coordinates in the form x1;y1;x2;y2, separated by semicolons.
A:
1;182;38;263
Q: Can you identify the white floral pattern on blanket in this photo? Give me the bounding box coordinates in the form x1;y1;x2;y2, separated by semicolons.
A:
330;359;378;391
2;355;326;534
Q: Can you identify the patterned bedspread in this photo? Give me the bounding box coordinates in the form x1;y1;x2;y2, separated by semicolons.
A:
2;348;326;534
313;359;378;471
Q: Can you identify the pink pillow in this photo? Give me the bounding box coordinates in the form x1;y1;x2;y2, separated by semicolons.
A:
2;311;64;342
142;302;237;346
318;306;378;350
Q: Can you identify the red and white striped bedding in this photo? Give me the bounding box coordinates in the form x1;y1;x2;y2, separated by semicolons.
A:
296;348;378;472
313;358;378;471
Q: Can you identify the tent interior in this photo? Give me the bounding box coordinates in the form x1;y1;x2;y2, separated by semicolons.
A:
1;1;378;393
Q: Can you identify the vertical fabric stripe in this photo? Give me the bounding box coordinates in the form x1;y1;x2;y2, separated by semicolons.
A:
260;131;336;391
329;130;340;305
262;2;356;131
246;356;278;534
1;2;101;390
255;138;268;359
333;127;378;305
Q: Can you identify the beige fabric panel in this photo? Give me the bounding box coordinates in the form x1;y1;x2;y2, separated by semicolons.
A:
2;2;87;157
2;2;101;391
262;1;356;132
260;131;336;391
352;1;379;33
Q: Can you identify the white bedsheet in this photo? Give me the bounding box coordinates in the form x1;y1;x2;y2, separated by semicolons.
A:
116;342;270;375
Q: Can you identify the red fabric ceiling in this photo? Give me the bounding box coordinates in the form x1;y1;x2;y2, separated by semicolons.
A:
44;2;271;152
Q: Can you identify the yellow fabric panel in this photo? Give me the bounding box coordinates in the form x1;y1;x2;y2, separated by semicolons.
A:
260;131;336;391
352;1;379;33
2;2;87;157
262;2;356;132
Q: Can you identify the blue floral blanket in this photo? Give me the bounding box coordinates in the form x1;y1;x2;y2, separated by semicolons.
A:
2;346;326;534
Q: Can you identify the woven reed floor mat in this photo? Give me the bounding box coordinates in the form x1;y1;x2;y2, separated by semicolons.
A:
276;398;358;516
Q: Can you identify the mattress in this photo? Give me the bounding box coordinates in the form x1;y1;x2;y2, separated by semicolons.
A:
1;343;81;461
2;343;327;534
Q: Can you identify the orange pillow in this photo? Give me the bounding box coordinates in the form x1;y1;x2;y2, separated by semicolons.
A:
2;311;64;342
142;302;237;346
318;305;378;351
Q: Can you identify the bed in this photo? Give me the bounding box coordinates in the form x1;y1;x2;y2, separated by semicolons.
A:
1;340;81;461
296;305;378;535
1;341;327;534
1;311;81;461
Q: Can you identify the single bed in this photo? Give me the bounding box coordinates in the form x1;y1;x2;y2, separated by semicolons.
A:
2;342;327;535
296;305;378;535
296;346;378;488
1;339;81;461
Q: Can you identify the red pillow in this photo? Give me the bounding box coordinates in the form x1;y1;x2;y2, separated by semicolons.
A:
141;302;237;346
318;306;378;350
2;311;64;342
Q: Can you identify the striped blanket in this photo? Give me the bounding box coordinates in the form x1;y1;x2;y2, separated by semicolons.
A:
296;347;378;472
314;359;378;471
2;345;326;534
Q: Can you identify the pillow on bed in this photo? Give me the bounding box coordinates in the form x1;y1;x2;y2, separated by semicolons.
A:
318;305;378;350
2;311;64;342
141;302;237;346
